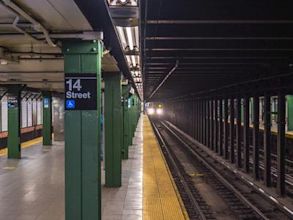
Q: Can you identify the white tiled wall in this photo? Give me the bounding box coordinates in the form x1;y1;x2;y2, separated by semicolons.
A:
1;96;44;132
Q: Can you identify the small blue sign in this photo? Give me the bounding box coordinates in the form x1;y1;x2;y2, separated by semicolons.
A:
66;99;76;109
44;98;49;108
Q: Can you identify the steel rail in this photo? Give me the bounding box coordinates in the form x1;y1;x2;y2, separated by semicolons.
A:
164;120;293;218
161;121;271;220
151;121;209;220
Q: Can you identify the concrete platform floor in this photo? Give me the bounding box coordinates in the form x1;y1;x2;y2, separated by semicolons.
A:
0;118;143;220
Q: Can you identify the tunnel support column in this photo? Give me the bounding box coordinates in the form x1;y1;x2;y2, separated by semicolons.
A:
219;99;223;156
236;97;242;168
263;94;271;187
42;91;52;146
104;72;122;187
198;100;201;141
209;100;213;149
277;92;286;196
243;96;250;173
7;85;22;159
200;100;203;143
206;100;210;147
230;98;235;163
63;40;103;220
193;100;196;139
223;98;229;159
214;100;218;153
252;96;260;180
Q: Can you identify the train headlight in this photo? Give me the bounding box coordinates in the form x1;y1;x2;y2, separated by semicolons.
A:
147;108;155;115
156;108;163;115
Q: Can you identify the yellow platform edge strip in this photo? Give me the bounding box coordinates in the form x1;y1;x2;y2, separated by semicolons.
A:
0;137;42;157
143;116;189;220
151;122;190;220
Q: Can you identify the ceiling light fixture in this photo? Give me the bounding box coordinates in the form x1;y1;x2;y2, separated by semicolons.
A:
0;59;8;65
134;26;139;48
117;0;129;5
116;27;127;49
126;27;134;50
131;55;136;66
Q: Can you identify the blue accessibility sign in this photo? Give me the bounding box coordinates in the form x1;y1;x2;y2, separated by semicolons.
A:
66;99;76;109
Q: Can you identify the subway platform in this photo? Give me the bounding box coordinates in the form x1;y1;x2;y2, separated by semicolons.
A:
0;115;187;220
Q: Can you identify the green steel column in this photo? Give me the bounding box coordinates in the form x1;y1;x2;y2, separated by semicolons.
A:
287;95;293;131
7;85;21;159
63;40;102;220
127;97;133;147
122;85;130;159
0;98;2;132
130;95;135;141
42;91;52;145
104;72;122;187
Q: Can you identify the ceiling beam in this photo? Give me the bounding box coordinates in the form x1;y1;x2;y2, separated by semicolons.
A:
73;0;139;97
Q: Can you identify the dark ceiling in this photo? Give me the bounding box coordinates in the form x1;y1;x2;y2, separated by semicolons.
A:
140;0;293;101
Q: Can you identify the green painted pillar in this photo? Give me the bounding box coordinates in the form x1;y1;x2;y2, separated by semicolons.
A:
127;97;132;147
129;95;134;142
0;98;2;132
122;85;130;159
63;40;102;220
42;91;52;145
287;95;293;131
7;85;22;159
104;72;122;187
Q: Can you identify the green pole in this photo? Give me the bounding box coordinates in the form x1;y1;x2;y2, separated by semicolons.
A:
42;91;52;146
63;40;102;220
287;95;293;131
7;85;21;159
127;96;132;147
122;85;130;159
104;72;122;187
133;95;138;133
129;95;134;143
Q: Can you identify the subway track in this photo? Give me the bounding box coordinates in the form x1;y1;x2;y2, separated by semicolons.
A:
151;119;293;220
222;142;293;195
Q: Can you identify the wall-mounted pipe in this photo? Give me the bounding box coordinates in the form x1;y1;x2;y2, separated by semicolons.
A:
0;90;8;101
11;16;40;42
148;60;179;99
1;0;56;47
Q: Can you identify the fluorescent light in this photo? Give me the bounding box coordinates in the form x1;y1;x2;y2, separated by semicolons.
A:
131;55;136;66
117;27;127;49
126;27;134;50
126;55;132;65
0;59;8;65
134;26;139;48
131;0;137;6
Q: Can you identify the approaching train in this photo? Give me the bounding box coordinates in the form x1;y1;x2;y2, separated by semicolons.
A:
145;102;164;117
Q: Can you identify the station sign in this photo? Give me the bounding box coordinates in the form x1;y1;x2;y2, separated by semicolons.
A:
65;73;97;110
7;96;18;109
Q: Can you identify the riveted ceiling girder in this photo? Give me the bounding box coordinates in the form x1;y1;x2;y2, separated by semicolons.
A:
73;0;139;97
